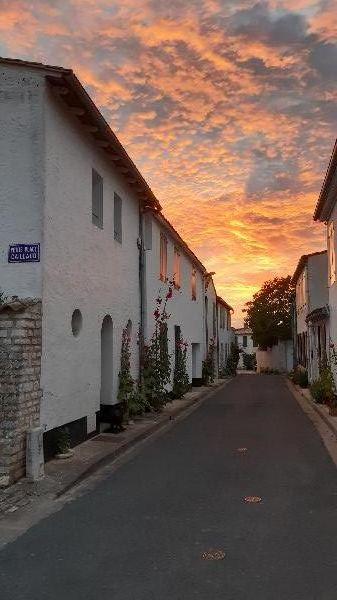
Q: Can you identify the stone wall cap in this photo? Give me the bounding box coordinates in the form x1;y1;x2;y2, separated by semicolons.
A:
0;298;41;314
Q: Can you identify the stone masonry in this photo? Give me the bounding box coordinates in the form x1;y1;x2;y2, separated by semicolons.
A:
0;299;42;486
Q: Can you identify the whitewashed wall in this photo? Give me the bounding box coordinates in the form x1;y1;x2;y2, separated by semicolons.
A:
144;216;205;382
217;305;232;370
235;332;258;368
0;65;44;297
256;341;293;373
40;87;141;433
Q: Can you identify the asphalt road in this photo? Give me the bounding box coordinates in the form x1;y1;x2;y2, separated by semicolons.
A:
1;374;337;600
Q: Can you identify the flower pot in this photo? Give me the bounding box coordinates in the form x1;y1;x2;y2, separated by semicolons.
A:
56;449;74;460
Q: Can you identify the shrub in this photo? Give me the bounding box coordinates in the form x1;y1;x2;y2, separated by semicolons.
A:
172;335;190;399
242;352;257;371
310;368;335;404
260;367;280;375
117;325;134;421
224;342;240;376
293;368;308;388
202;338;216;384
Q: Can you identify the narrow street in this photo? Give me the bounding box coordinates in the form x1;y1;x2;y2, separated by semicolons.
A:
1;374;337;599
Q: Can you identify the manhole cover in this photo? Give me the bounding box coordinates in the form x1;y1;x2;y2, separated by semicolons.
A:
237;447;248;453
244;496;262;503
201;549;226;560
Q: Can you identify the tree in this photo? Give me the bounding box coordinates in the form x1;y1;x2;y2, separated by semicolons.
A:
243;276;294;349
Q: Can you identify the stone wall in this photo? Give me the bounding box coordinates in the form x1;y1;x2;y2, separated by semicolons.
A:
0;299;42;486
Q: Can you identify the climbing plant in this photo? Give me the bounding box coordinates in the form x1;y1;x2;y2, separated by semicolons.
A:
172;333;190;399
202;337;216;384
117;324;134;421
140;282;175;411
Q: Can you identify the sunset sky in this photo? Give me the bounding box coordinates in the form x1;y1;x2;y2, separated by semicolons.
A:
1;0;335;325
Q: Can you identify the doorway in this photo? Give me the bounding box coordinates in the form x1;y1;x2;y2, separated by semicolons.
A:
100;315;113;406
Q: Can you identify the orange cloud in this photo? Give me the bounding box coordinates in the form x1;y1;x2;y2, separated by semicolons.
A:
0;0;332;325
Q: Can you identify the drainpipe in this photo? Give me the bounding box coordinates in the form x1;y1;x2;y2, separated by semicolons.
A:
138;205;146;383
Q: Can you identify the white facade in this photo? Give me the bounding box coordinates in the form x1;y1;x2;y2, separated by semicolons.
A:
235;328;257;368
256;341;293;373
217;299;233;373
293;251;328;382
0;58;235;464
0;62;144;437
205;278;218;376
143;213;206;383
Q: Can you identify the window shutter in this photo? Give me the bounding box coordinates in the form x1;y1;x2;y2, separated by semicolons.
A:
114;193;122;243
92;169;103;228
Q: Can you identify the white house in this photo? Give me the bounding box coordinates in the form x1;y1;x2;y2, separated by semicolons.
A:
143;211;208;386
0;57;160;479
0;57;235;484
217;296;234;373
313;142;337;378
292;251;328;382
234;327;257;369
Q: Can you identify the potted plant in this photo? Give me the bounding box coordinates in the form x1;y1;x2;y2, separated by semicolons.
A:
55;428;74;459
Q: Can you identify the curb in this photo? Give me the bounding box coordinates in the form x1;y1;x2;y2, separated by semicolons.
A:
56;379;232;498
286;378;337;439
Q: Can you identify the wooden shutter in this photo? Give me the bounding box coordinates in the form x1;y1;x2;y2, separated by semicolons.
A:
114;193;122;243
92;169;103;228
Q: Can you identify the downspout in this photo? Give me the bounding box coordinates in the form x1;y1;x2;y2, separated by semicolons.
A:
138;205;146;383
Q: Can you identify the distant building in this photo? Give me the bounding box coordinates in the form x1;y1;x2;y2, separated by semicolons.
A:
217;297;234;373
292;251;329;382
234;327;257;368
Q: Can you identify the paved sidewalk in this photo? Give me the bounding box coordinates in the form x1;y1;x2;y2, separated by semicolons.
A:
288;379;337;440
0;379;228;527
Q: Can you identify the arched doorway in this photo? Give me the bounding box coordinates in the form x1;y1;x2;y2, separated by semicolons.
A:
100;315;113;406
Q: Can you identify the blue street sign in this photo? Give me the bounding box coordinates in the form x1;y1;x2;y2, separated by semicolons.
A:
8;243;40;263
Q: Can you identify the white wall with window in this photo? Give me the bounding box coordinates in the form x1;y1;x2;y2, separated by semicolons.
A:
41;77;142;434
144;213;206;383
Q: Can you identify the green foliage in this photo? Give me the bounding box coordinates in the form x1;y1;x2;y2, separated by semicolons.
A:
202;337;216;384
172;334;190;399
242;352;257;371
224;342;240;376
117;325;134;420
243;276;294;349
310;368;335;404
140;283;174;411
292;368;308;388
55;427;71;454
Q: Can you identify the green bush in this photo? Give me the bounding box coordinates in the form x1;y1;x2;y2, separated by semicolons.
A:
260;367;280;375
310;368;335;404
224;342;240;376
293;368;308;388
242;352;257;371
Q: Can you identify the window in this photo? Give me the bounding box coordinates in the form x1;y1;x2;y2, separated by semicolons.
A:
243;335;247;348
160;233;167;281
328;221;336;285
71;309;83;337
173;247;181;288
114;192;122;243
191;268;197;301
92;169;103;228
